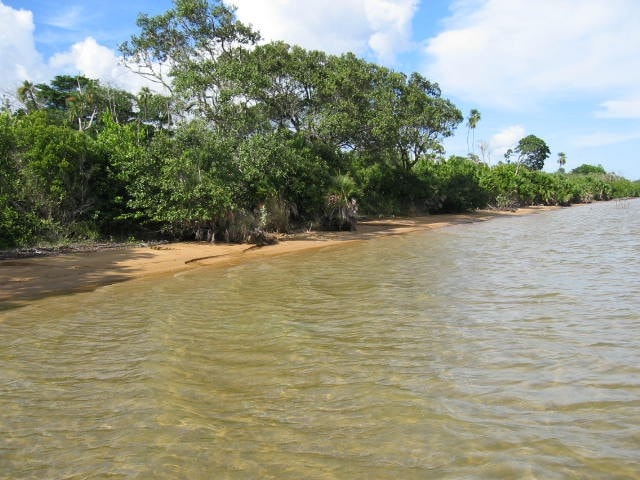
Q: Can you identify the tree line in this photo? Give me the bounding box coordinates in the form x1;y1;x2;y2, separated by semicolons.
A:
1;0;638;249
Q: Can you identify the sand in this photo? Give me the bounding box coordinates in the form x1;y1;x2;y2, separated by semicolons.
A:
0;207;556;312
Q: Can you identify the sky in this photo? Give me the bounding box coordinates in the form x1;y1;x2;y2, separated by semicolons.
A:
1;0;639;179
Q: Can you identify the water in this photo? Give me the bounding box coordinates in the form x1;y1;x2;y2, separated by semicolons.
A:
1;200;639;479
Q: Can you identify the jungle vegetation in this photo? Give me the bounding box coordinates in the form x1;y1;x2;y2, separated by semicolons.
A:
1;0;638;249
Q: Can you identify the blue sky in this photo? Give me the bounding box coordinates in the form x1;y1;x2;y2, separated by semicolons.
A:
1;0;639;179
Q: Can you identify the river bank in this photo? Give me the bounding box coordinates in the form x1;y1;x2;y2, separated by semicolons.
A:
0;207;557;311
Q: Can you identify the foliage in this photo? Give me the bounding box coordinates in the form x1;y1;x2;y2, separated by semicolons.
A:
557;152;567;170
511;134;551;171
322;173;359;230
0;112;33;247
571;163;607;175
235;129;329;220
355;160;429;215
421;156;489;213
18;76;136;131
120;0;259;122
13;112;108;240
128;121;240;237
466;109;481;154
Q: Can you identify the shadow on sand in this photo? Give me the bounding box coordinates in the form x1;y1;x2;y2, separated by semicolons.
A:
0;249;158;313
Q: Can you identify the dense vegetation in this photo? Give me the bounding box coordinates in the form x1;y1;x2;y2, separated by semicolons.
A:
1;0;638;249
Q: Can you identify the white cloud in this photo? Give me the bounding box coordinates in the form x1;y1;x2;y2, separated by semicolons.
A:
573;130;640;148
0;2;48;94
48;37;149;92
364;0;418;62
490;124;525;158
46;5;83;29
231;0;417;64
0;2;158;98
423;0;640;109
596;97;640;119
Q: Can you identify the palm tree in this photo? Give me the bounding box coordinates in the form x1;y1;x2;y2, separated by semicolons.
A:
557;152;567;171
17;80;39;112
466;109;481;154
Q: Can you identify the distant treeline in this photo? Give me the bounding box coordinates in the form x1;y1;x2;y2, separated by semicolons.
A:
1;1;638;248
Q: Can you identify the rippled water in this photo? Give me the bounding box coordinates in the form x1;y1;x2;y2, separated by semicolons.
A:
1;200;639;479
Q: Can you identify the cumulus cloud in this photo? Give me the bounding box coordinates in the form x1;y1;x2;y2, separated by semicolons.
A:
0;1;158;97
49;37;150;92
364;0;418;62
490;125;525;158
423;0;640;110
231;0;418;64
0;2;48;94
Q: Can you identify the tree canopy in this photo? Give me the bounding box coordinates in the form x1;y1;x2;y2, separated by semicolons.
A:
514;134;550;171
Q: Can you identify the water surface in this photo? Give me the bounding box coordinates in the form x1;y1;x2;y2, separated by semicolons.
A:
1;200;639;478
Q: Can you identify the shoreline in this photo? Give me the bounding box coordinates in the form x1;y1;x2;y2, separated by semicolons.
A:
0;206;557;312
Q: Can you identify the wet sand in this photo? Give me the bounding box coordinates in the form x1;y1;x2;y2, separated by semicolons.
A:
0;208;556;312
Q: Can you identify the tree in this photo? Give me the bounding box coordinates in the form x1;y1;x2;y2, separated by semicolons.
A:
120;0;260;123
427;156;489;212
136;87;173;130
478;140;490;164
393;73;463;170
0;112;28;247
223;41;329;138
324;63;462;170
235;129;330;221
228;45;462;171
17;81;41;112
514;134;550;171
112;120;240;237
16;76;136;131
11;111;108;238
571;163;606;175
466;108;481;154
557;151;567;171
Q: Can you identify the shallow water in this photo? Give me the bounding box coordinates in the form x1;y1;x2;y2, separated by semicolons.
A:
1;200;639;479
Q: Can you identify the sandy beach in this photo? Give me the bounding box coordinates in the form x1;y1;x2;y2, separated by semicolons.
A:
0;207;556;311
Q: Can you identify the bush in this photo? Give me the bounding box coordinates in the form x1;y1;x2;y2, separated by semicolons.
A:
356;160;432;215
236;130;330;221
421;156;489;212
0;197;40;248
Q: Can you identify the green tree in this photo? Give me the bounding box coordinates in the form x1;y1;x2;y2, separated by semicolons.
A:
17;76;136;131
136;87;173;131
424;156;489;212
235;130;330;223
466;108;481;154
392;73;463;170
514;134;550;171
95;112;153;230
231;42;324;133
17;80;41;112
0;112;32;247
106;119;241;238
557;151;567;171
318;58;462;170
120;0;260;123
9;111;109;240
571;163;606;175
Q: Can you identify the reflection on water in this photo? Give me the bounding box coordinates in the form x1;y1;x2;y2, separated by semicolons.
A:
1;200;640;479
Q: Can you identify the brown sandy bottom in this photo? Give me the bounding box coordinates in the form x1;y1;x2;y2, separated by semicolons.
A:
0;207;557;313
